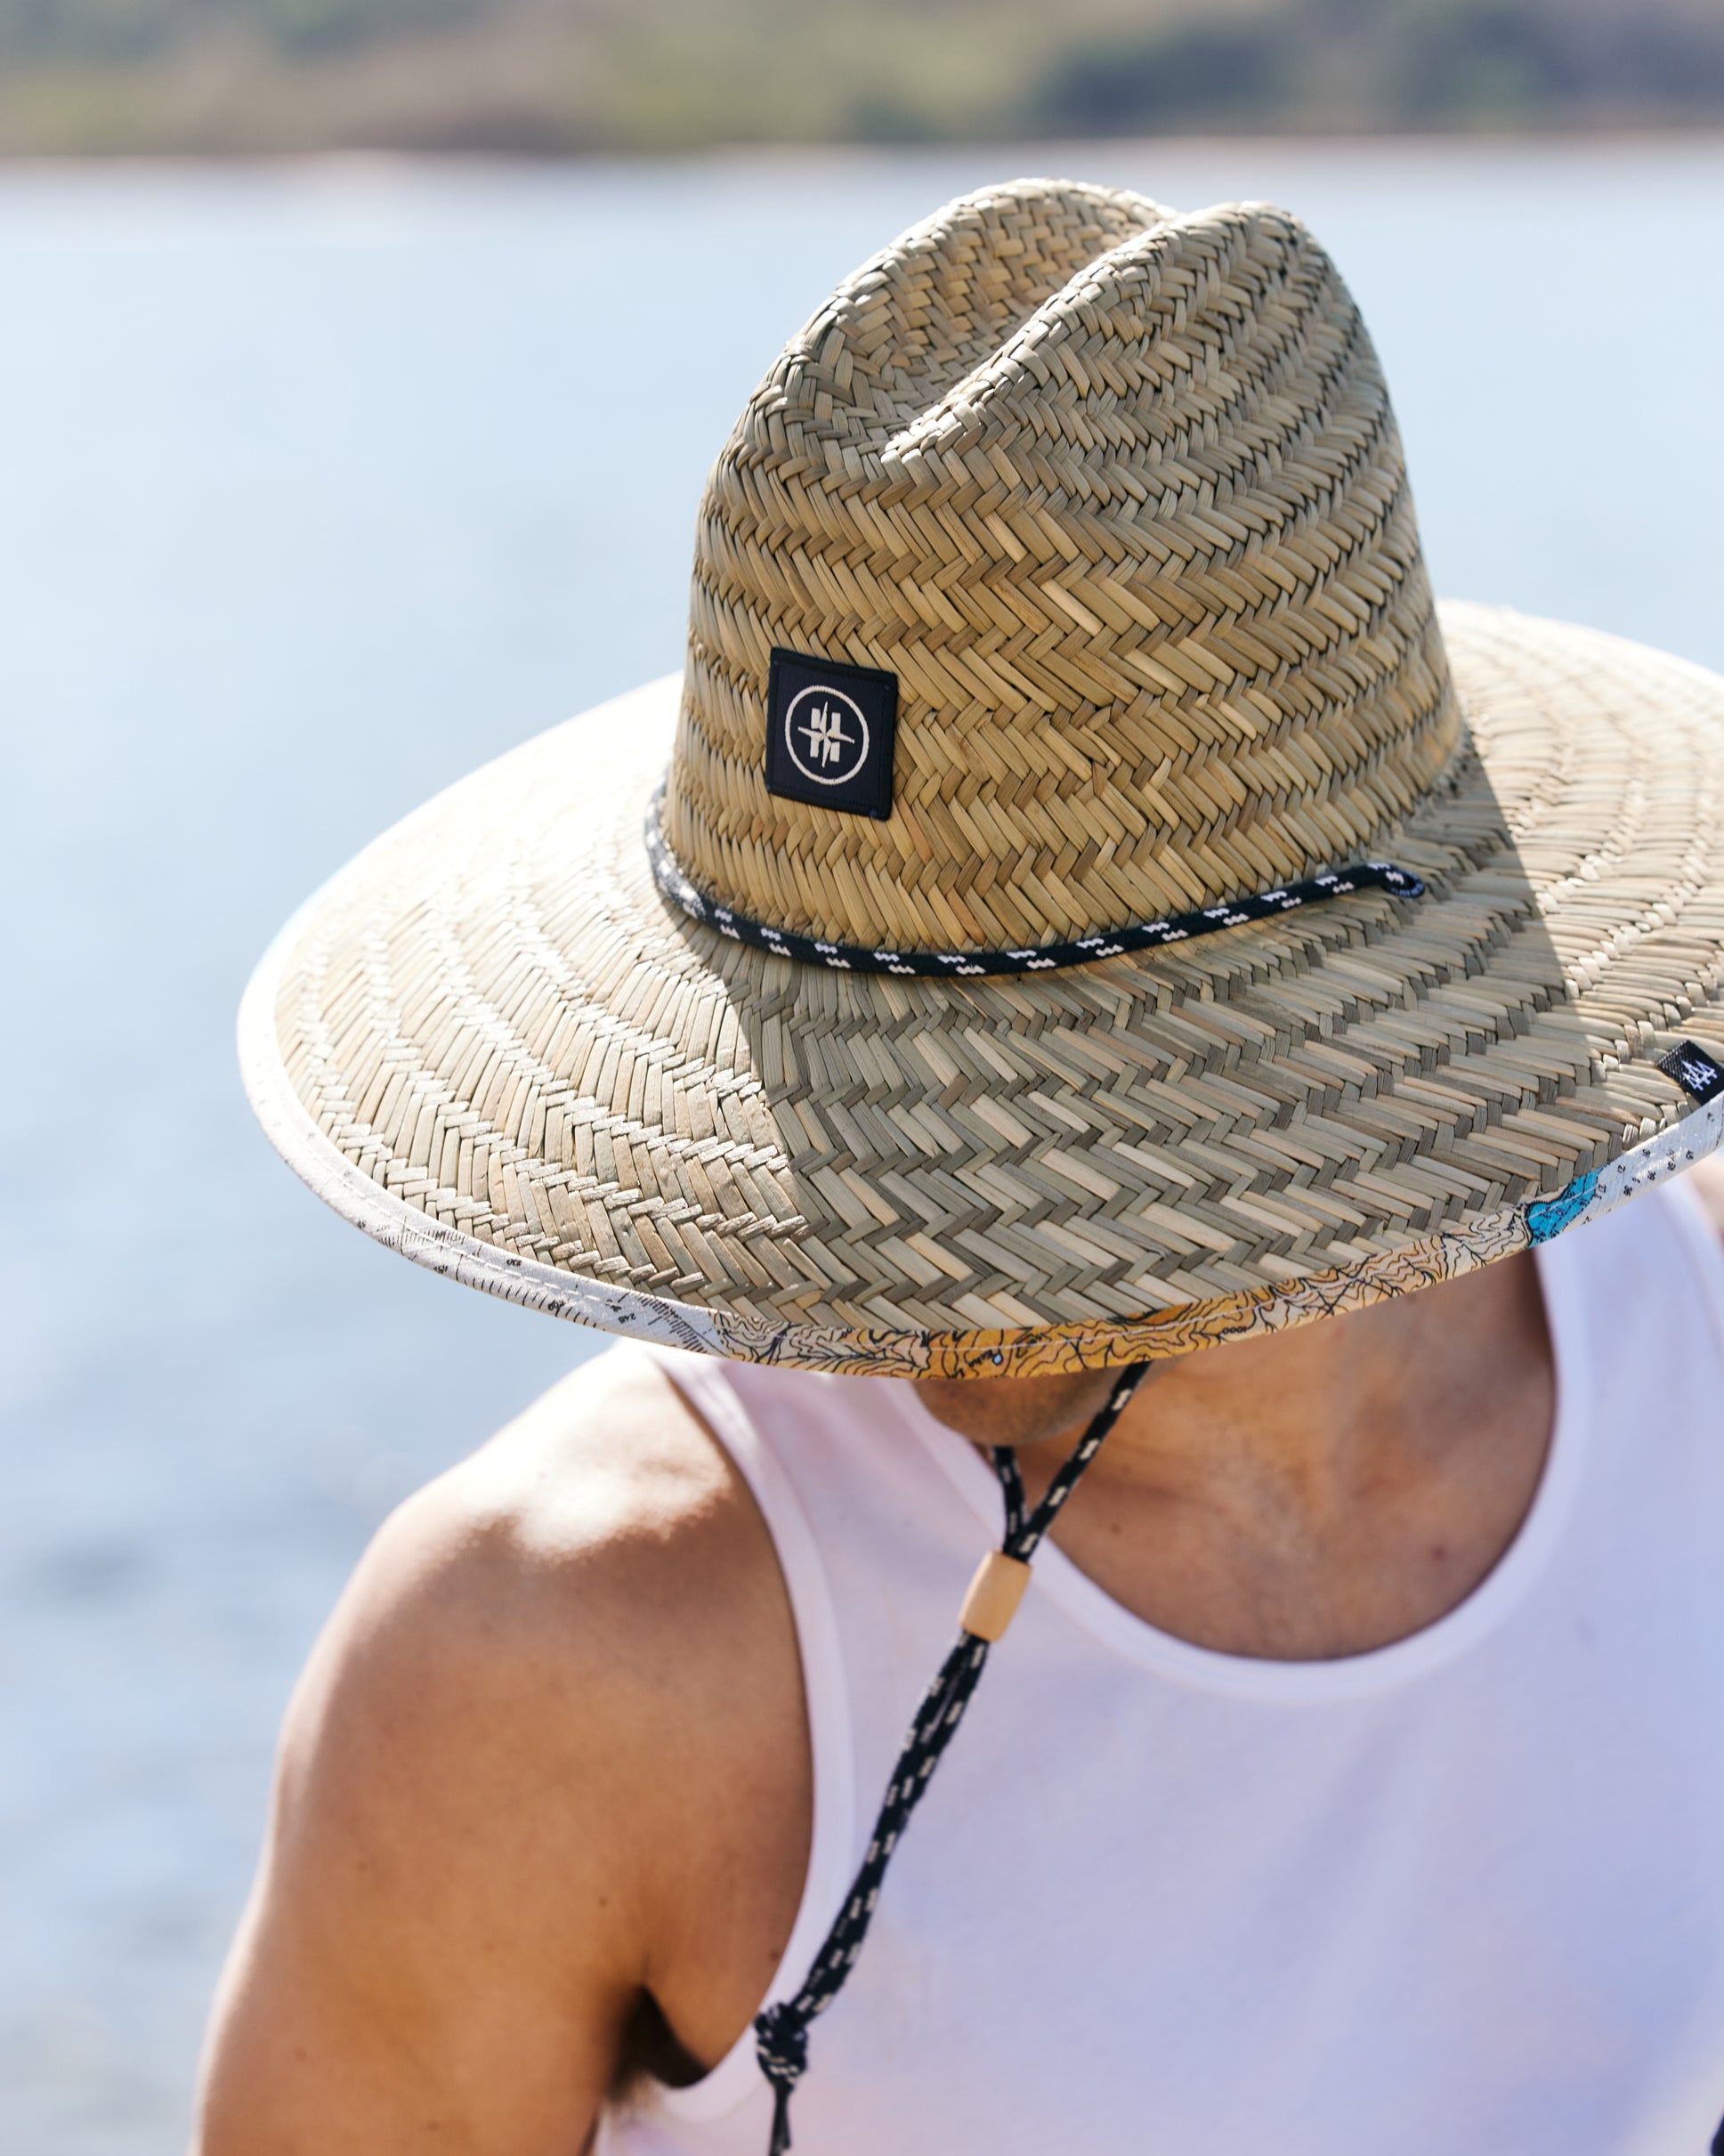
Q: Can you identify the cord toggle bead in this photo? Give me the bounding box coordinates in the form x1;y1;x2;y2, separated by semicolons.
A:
959;1550;1032;1641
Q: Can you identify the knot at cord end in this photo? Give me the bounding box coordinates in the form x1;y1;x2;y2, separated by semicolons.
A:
755;2000;807;2153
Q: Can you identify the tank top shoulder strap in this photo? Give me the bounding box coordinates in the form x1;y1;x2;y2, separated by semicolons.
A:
1538;1174;1724;1380
1652;1174;1724;1362
626;1344;861;2120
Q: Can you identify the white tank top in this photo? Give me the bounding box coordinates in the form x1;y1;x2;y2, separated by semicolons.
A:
597;1182;1724;2156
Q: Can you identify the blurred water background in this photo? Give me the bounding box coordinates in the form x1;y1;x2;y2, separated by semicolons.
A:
3;136;1723;2153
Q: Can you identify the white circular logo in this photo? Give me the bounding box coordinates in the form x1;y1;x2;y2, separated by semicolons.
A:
783;683;870;788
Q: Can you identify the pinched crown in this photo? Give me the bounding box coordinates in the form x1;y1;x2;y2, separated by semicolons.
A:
664;177;1458;952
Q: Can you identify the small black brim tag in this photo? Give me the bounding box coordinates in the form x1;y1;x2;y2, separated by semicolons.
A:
765;647;898;820
1657;1040;1724;1104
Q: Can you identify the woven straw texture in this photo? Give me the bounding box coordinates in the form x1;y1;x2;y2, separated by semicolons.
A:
248;604;1724;1371
668;180;1456;950
241;180;1724;1375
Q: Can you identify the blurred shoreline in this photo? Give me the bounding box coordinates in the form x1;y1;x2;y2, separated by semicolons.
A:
3;0;1721;158
1;122;1721;170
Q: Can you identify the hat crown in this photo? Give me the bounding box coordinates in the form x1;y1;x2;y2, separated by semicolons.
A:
664;178;1459;952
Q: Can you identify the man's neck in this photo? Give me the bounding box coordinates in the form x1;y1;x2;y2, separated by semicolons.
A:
965;1252;1556;1661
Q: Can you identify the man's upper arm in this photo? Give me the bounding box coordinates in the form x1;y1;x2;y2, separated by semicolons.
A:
194;1352;791;2154
198;1481;650;2153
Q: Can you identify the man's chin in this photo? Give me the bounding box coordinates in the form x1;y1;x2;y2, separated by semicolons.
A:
911;1368;1121;1451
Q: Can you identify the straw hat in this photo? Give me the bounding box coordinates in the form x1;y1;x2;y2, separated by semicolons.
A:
240;177;1724;1380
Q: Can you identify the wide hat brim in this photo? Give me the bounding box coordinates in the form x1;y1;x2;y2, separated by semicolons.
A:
241;602;1724;1378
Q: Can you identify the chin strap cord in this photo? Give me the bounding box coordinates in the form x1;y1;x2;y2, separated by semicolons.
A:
753;1363;1151;2153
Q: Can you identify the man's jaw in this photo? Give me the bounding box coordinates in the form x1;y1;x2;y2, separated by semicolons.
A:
911;1366;1124;1451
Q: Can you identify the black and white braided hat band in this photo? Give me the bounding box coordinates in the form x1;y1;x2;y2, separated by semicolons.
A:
644;785;1425;980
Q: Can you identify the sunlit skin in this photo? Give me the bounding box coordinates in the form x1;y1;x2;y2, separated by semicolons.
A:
198;1166;1724;2156
916;1246;1551;1659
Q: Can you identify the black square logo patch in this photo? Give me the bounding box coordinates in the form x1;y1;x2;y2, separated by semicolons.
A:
1657;1039;1724;1104
765;647;898;820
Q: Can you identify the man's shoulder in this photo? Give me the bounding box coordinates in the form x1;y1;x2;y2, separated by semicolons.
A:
315;1346;777;1755
276;1345;798;1909
405;1344;760;1615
